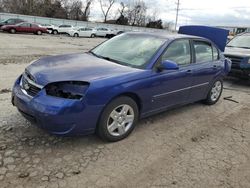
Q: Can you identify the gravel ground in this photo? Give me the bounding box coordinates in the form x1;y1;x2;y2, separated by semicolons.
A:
0;32;250;188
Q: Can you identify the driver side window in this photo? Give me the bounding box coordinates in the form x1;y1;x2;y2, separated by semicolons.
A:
162;39;191;66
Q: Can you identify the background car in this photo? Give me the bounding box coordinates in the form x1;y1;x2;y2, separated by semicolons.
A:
53;24;74;35
1;22;47;35
68;27;96;38
224;32;250;79
39;23;57;34
95;27;116;38
0;18;25;28
12;31;231;142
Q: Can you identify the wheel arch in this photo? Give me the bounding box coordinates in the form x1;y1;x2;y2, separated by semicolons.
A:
114;92;142;113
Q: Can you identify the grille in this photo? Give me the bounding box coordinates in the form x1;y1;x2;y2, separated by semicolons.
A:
224;55;243;69
21;73;42;97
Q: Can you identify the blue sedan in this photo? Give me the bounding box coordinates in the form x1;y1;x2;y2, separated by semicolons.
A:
12;32;231;141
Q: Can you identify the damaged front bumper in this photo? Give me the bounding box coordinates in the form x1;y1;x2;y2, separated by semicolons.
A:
12;76;104;136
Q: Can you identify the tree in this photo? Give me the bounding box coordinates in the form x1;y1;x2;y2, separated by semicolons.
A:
116;2;128;25
69;0;83;20
127;0;147;26
99;0;115;22
146;19;163;29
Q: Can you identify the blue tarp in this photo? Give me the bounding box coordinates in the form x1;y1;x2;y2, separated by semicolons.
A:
178;25;229;52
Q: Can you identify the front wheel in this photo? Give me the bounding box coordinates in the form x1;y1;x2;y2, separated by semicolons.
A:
204;79;223;105
97;96;139;142
73;33;79;37
90;34;96;38
53;30;58;35
10;28;16;34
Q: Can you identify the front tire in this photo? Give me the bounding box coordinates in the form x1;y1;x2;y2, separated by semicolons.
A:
10;28;16;34
73;33;79;37
53;30;58;35
97;96;139;142
204;79;223;105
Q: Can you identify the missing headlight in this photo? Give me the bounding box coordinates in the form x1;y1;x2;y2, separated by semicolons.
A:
45;81;89;100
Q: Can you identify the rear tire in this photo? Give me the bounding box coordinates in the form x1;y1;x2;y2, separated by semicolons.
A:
91;34;96;38
37;30;42;35
73;33;79;37
97;96;139;142
203;79;223;105
10;28;16;34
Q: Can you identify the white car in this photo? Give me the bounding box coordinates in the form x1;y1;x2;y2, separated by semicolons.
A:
68;27;96;38
39;24;57;34
53;25;74;35
95;27;116;38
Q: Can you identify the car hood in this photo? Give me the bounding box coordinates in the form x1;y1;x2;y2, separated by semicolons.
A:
224;47;250;57
26;53;142;86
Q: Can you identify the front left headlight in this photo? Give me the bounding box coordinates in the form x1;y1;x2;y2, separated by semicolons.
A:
45;81;89;100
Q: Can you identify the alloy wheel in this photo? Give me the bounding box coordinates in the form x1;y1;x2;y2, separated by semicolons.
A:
210;81;222;102
107;104;135;137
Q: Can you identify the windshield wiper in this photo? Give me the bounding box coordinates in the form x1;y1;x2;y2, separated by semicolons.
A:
89;51;125;65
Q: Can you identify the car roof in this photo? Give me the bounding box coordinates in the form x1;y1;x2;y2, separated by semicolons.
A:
125;31;206;41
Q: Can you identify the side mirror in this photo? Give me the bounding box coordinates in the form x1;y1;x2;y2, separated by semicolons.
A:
159;60;179;71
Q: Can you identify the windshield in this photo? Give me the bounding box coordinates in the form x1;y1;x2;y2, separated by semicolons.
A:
227;35;250;49
91;33;166;68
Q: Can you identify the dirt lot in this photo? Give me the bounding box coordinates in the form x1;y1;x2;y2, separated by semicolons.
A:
0;33;250;188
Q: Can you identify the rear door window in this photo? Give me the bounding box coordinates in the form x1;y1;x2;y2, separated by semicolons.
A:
194;41;213;63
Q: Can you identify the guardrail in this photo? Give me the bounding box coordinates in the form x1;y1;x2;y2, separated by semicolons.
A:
0;12;170;33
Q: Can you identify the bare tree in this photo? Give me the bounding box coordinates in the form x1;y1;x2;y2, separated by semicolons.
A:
127;0;147;26
82;0;92;21
99;0;115;22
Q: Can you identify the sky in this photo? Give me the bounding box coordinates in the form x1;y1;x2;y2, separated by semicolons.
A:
89;0;250;27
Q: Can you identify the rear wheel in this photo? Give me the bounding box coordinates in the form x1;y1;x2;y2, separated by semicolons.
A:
91;34;96;38
37;30;42;35
204;79;223;105
10;28;16;34
97;96;139;142
73;33;79;37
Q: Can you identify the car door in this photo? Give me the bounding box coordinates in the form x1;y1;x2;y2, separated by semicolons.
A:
79;28;88;37
187;40;221;102
17;23;31;32
58;25;67;33
149;39;194;111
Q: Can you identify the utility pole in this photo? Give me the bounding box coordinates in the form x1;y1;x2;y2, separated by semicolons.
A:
175;0;180;31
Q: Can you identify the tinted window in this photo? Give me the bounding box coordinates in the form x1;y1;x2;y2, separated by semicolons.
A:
194;41;213;63
32;24;38;28
162;40;191;66
212;45;219;60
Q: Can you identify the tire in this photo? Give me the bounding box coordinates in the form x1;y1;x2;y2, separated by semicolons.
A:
10;28;16;34
37;30;42;35
203;79;223;105
90;34;96;38
53;30;58;35
73;33;79;37
97;96;139;142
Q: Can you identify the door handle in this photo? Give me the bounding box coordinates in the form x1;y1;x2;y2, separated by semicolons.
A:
186;70;192;73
